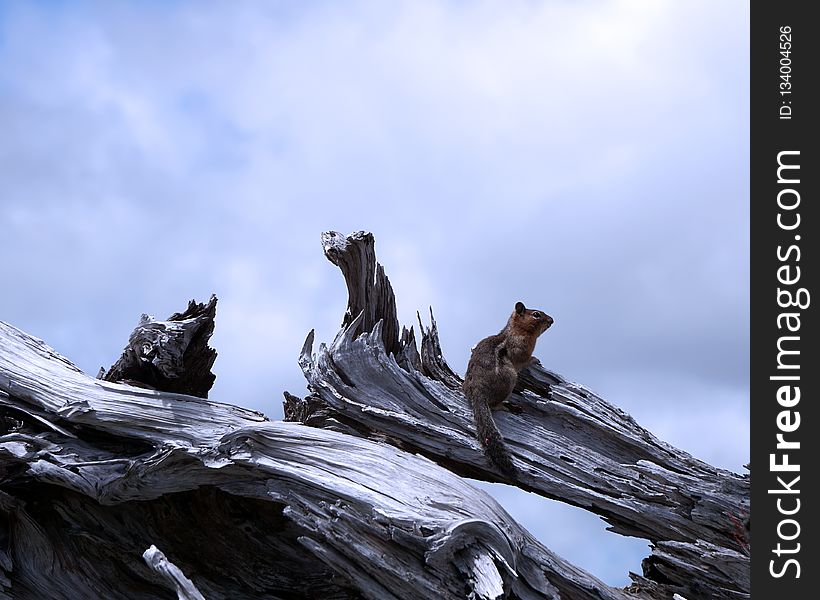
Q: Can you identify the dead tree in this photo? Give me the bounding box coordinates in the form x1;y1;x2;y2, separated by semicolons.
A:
0;231;748;600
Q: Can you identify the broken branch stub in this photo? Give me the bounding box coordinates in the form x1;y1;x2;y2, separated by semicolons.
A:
103;295;218;398
321;230;401;357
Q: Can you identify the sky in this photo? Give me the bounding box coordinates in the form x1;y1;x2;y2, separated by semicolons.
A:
0;0;749;588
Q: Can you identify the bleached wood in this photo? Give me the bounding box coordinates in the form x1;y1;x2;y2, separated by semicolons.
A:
289;230;750;600
0;230;749;600
1;320;630;600
143;545;206;600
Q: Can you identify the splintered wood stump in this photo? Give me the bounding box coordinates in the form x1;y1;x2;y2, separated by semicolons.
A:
102;295;219;398
0;231;749;600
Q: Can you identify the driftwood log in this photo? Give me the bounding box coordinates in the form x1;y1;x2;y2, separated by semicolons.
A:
0;231;749;599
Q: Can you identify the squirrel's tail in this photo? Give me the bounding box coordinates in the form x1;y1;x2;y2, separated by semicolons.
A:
470;396;518;476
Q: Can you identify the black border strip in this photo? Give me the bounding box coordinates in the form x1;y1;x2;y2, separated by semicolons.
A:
751;2;817;596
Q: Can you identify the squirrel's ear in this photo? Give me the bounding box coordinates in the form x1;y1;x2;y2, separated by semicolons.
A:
515;301;525;315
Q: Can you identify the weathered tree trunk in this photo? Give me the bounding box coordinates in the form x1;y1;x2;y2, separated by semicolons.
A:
294;232;750;599
0;231;749;600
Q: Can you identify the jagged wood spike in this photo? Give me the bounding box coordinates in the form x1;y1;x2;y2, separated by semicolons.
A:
321;231;401;357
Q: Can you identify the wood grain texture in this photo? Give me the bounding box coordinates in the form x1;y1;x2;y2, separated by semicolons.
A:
1;320;629;599
290;231;750;600
0;230;749;600
143;545;206;600
103;296;219;398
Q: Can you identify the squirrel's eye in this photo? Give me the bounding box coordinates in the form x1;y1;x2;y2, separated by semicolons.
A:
532;312;542;319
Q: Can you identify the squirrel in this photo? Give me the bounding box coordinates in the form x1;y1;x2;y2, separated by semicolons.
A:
463;301;553;475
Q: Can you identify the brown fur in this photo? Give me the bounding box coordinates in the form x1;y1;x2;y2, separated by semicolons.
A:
463;301;553;475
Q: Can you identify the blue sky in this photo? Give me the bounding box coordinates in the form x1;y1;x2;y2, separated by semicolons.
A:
0;0;749;587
